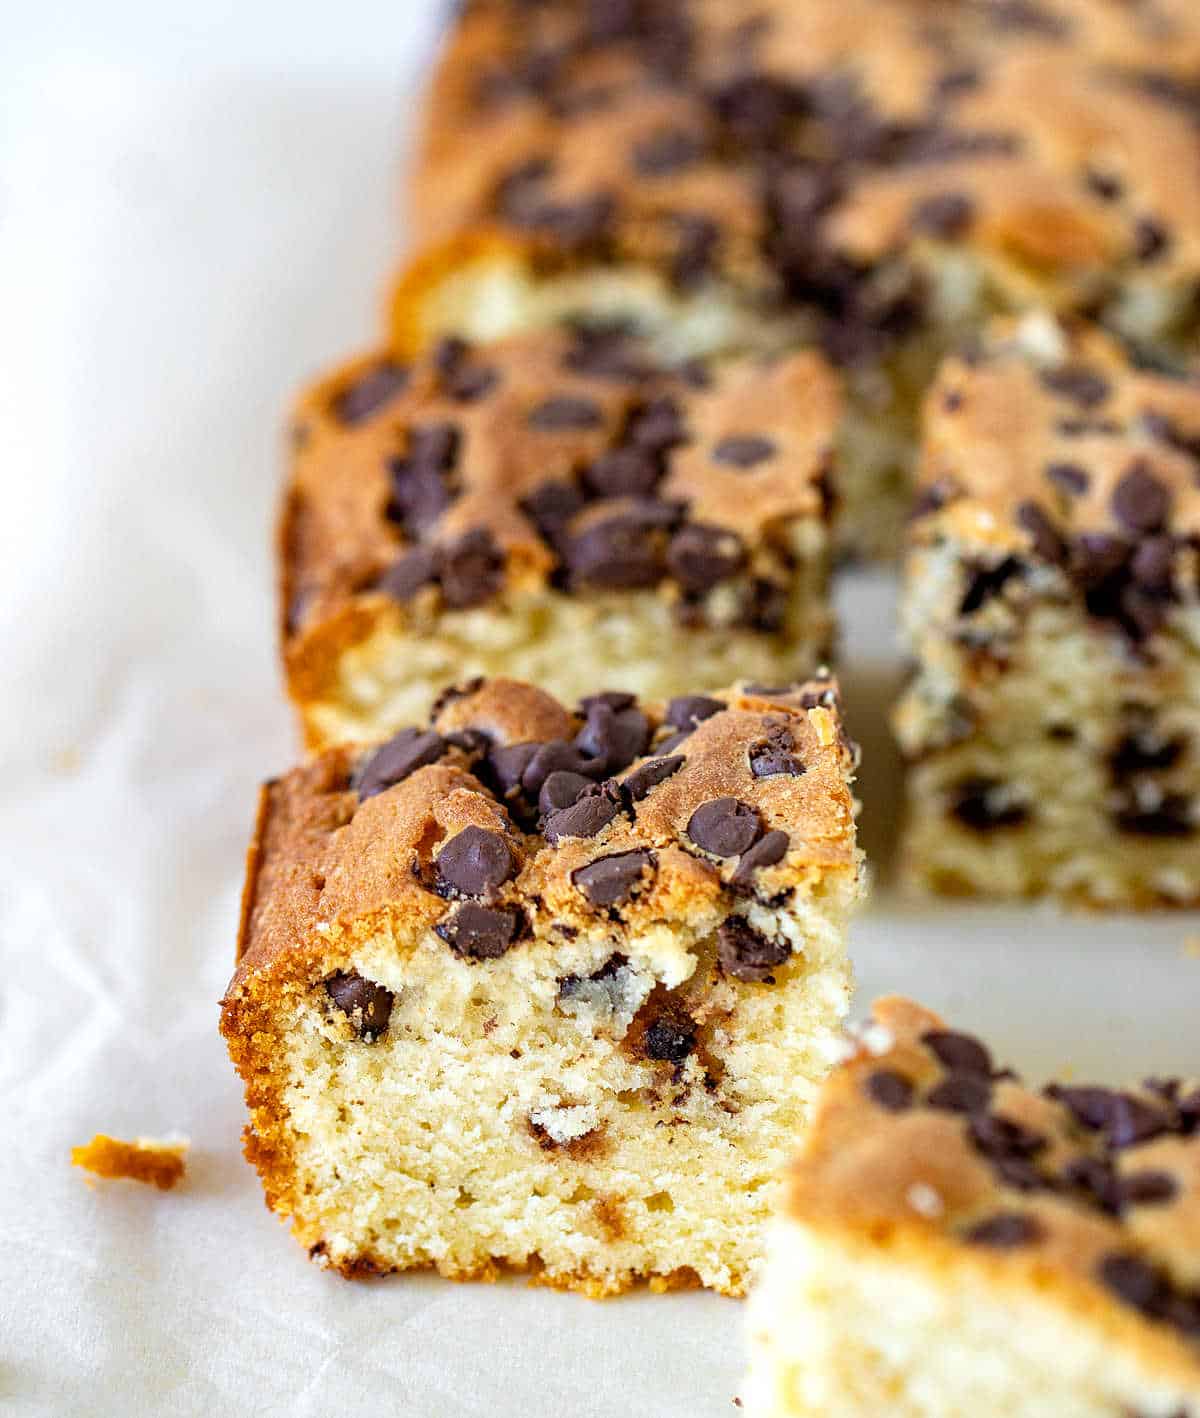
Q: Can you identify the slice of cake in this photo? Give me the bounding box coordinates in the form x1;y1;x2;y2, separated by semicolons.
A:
746;996;1200;1417
396;0;1200;558
283;324;838;751
221;674;862;1296
895;312;1200;907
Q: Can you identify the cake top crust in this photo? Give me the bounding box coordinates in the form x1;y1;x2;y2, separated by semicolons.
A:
912;313;1200;645
414;0;1200;360
785;996;1200;1376
282;326;838;646
229;674;859;999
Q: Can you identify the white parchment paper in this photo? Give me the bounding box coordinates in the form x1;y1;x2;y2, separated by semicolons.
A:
2;5;1198;1414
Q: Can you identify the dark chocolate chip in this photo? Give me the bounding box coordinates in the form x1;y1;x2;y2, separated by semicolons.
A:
969;1112;1046;1164
521;739;599;796
1119;1170;1178;1206
488;742;539;798
628;396;687;453
334;362;408;424
749;743;805;778
575;702;651;774
1116;794;1194;837
712;434;776;468
583;445;662;500
623;755;685;801
926;1071;993;1114
1045;461;1090;496
687;797;762;857
438;529;504;609
1112;462;1171;534
645;1015;696;1064
436;903;521;960
379;546;440;602
1016;500;1067;563
1134;217;1170;263
1041;365;1110;409
1109;726;1182;776
667;523;746;591
731;829;789;889
543;784;622;843
1049;1085;1171;1147
965;1213;1043;1248
566;510;669;589
1063;1155;1122;1214
670;212;721;289
572;849;654;907
325;971;393;1039
665;695;724;731
387;461;453;536
1130;536;1175;594
717;917;790;982
1097;1253;1165;1316
959;557;1022;615
521;481;586;548
950;778;1029;831
909;191;974;238
527;395;605;432
923;1030;993;1077
355;728;444;799
538;770;595;818
864;1070;914;1112
436;825;514;898
739;577;788;632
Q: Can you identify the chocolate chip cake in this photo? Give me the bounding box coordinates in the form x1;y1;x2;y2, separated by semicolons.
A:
895;313;1200;906
398;0;1200;557
745;996;1200;1418
221;675;862;1296
283;325;839;751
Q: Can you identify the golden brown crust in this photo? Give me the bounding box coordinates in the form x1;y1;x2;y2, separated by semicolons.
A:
783;996;1200;1388
71;1134;188;1191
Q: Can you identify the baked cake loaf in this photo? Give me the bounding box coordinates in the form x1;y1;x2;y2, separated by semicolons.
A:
221;674;862;1296
746;996;1200;1418
895;313;1200;907
283;324;839;751
397;0;1200;557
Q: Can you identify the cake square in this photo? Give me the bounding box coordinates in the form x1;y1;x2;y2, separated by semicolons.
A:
283;324;839;751
221;674;862;1296
896;313;1200;906
395;0;1200;558
746;996;1200;1417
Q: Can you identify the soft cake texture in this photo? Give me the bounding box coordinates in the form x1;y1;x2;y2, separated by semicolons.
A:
221;675;863;1296
746;997;1200;1418
896;313;1200;906
284;327;838;751
393;0;1200;556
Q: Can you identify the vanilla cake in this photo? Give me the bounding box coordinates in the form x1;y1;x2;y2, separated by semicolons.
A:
283;324;838;751
746;996;1200;1418
221;674;863;1296
895;313;1200;907
395;0;1200;557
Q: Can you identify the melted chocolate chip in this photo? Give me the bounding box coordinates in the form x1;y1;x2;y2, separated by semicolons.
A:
644;1015;696;1064
731;829;789;890
749;728;805;778
436;903;522;960
864;1069;914;1112
566;507;673;589
667;523;746;591
572;849;654;907
623;754;685;801
950;777;1029;831
436;826;514;898
355;728;444;800
439;529;505;609
717;917;790;982
543;783;622;843
965;1213;1043;1248
527;395;605;432
687;797;762;857
712;434;776;468
334;362;408;424
325;971;393;1039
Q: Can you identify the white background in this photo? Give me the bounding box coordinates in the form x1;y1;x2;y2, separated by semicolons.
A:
2;4;1197;1413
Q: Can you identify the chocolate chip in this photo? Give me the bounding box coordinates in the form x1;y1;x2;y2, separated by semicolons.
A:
387;461;452;537
436;826;514;898
521;481;585;549
1115;794;1194;837
926;1071;993;1114
1135;216;1169;263
665;695;723;731
687;797;762;857
355;728;444;799
1097;1253;1165;1316
439;529;504;608
623;755;684;801
1016;500;1067;563
527;395;605;431
521;739;599;797
1120;1170;1178;1206
579;691;636;713
670;213;720;289
749;740;805;778
488;742;539;799
717;918;790;982
626;397;687;454
923;1030;993;1076
1130;536;1175;593
436;903;522;960
950;777;1029;831
911;475;962;519
379;546;440;602
645;1015;696;1064
730;829;789;889
572;849;654;906
1048;1085;1171;1147
1045;461;1090;496
539;770;595;818
959;556;1022;615
739;577;788;631
712;435;776;468
1112;462;1171;534
566;510;669;589
965;1213;1043;1248
667;523;746;591
864;1070;914;1112
633;127;703;175
1109;726;1182;776
543;784;622;843
1063;1155;1122;1213
562;324;650;383
1041;365;1110;409
969;1112;1045;1160
325;971;393;1039
583;445;661;500
910;191;974;238
334;362;408;424
575;701;651;774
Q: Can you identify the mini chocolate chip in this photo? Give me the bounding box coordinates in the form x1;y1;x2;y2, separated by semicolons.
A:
378;546;440;602
645;1015;696;1064
910;191;974;238
325;971;393;1039
1045;461;1090;496
1097;1253;1164;1316
1120;1170;1178;1206
1016;500;1067;563
633;127;703;175
1041;365;1110;409
864;1070;914;1112
665;695;723;730
436;903;521;960
712;434;776;468
436;826;514;898
334;362;408;424
1135;216;1169;263
923;1030;993;1077
926;1071;993;1114
539;770;594;818
439;529;504;608
731;829;789;889
623;755;685;801
965;1213;1043;1248
575;702;651;774
950;777;1029;831
687;797;762;857
527;395;605;431
667;523;746;591
1112;462;1171;534
355;728;444;799
572;849;654;906
544;784;622;843
717;918;791;982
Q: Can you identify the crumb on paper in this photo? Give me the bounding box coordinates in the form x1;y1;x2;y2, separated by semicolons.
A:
1183;935;1200;960
71;1134;188;1191
732;1398;743;1409
50;745;82;775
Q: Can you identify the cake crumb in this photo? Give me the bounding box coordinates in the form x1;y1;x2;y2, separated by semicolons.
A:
72;1134;188;1191
1183;935;1200;960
